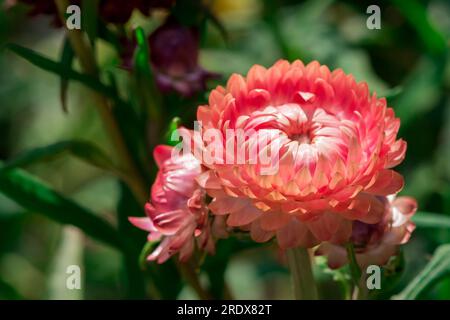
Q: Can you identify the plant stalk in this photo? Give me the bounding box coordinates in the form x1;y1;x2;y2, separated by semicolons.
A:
286;247;318;300
346;243;368;300
55;0;213;301
55;0;147;204
176;261;212;300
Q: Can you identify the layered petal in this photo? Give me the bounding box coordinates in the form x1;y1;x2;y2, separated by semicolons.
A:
130;145;215;263
189;59;408;249
316;195;417;269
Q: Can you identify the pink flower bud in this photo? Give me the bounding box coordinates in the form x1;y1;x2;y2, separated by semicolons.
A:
129;145;214;263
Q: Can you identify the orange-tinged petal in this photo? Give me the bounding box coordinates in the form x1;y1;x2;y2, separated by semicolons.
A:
259;211;291;231
365;170;404;195
227;204;262;227
250;219;275;243
276;217;319;249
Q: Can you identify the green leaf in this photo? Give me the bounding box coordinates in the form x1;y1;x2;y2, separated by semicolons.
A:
134;27;153;79
117;182;147;299
0;277;23;300
394;56;445;128
111;97;153;185
133;27;160;120
59;38;75;113
164;117;181;146
81;0;98;46
0;165;123;250
391;0;447;56
383;86;403;104
412;211;450;229
370;250;406;300
5;43;120;102
204;7;228;43
97;23;121;52
138;240;159;270
393;244;450;300
0;140;120;174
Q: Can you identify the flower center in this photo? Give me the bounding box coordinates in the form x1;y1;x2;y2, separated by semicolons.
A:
291;133;312;144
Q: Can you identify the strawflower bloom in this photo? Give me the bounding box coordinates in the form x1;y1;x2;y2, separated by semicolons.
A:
191;59;407;250
129;145;214;263
315;195;417;269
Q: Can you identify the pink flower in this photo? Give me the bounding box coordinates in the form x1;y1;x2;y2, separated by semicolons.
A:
129;145;214;263
315;196;417;269
192;59;407;249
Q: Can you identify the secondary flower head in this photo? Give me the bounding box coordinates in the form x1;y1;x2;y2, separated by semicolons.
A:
149;17;219;96
316;195;417;269
192;59;407;249
129;145;214;263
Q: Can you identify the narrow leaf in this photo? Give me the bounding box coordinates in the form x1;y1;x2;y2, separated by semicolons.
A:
394;56;445;128
393;244;450;299
391;0;447;56
164;117;181;146
117;182;147;299
81;0;98;46
204;7;228;43
6;43;120;102
0;165;123;250
133;27;160;120
383;86;403;104
412;211;450;229
138;240;159;270
59;38;75;113
0;140;119;174
134;27;152;76
97;23;121;52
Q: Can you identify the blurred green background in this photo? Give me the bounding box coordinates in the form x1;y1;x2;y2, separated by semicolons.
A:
0;0;449;299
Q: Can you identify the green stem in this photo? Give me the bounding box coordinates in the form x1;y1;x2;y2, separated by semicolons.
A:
176;261;212;300
345;243;362;286
54;0;148;204
286;247;318;300
351;281;369;300
55;1;212;301
223;282;235;300
346;243;369;300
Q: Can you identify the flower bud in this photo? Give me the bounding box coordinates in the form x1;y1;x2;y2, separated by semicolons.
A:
149;17;219;96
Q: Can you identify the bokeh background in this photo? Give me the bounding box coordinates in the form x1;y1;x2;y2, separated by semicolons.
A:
0;0;449;299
